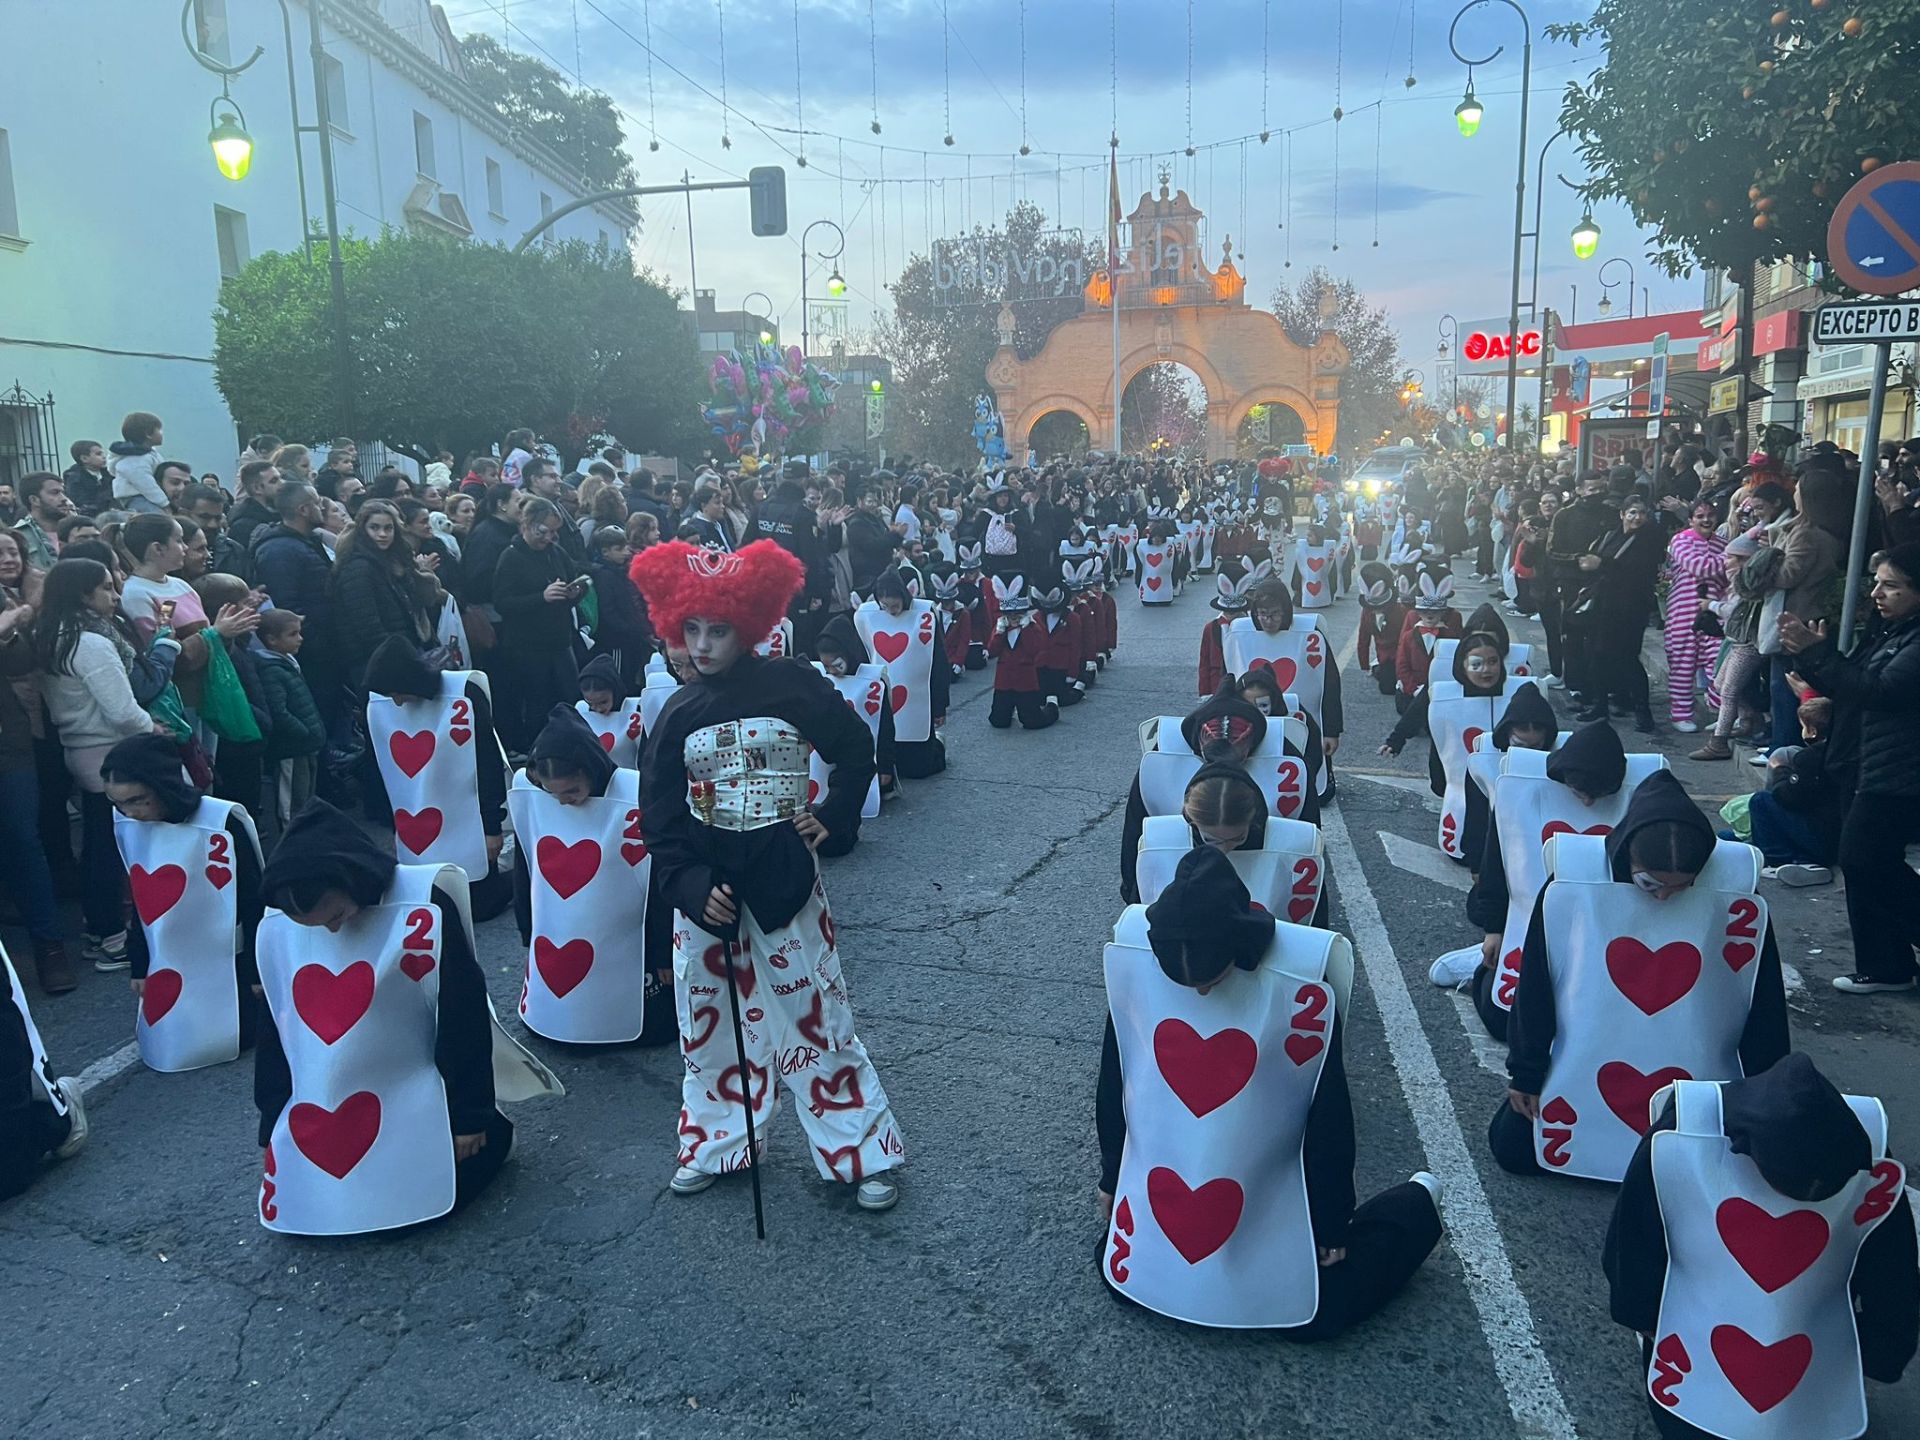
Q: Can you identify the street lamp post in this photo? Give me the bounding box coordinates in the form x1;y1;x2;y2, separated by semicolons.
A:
181;0;353;436
1597;257;1636;318
741;290;775;346
1450;0;1532;453
1437;313;1460;416
799;220;846;360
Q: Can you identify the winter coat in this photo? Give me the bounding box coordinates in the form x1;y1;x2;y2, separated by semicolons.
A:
256;650;325;761
250;524;334;636
1796;613;1920;797
1771;512;1847;625
330;548;433;685
460;515;517;610
493;536;580;656
109;442;169;513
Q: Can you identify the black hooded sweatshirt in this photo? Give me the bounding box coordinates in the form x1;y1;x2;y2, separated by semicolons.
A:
103;735;266;987
1604;1053;1918;1389
253;801;498;1144
1467;716;1622;932
1505;770;1790;1096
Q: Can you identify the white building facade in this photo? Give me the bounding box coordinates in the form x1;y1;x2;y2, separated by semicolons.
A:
0;0;636;485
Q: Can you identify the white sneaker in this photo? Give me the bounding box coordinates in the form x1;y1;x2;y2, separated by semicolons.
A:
1672;720;1699;733
1833;974;1917;995
1745;751;1770;767
1765;864;1832;887
856;1177;899;1211
1411;1171;1443;1205
669;1164;716;1195
1545;674;1566;690
1428;946;1482;988
53;1077;89;1159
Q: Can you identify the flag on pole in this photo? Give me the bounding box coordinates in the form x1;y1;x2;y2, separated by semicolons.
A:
1107;152;1123;270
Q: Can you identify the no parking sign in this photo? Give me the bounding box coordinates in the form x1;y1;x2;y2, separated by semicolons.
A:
1826;162;1920;297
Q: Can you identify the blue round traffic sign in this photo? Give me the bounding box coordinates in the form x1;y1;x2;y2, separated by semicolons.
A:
1827;162;1920;296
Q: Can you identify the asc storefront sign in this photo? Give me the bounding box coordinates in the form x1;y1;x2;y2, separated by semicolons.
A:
1812;301;1920;346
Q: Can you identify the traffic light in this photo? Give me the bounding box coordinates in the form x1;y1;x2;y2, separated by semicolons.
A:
749;166;787;236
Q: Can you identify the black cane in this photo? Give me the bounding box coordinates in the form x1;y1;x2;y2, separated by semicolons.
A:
715;916;766;1241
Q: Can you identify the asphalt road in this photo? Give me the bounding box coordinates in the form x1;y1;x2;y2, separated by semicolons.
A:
4;559;1916;1439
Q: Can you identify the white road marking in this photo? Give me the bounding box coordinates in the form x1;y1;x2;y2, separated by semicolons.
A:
1347;770;1435;797
1378;831;1473;893
75;1039;140;1096
1445;989;1511;1078
1323;804;1579;1440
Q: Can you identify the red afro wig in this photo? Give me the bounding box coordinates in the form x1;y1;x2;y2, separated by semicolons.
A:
629;540;804;646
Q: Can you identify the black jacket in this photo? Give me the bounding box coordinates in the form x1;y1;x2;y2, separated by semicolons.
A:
836;510;897;594
250;524;334;636
493;537;579;655
62;462;112;517
1796;614;1920;796
461;515;517;609
1547;495;1618;588
1584;524;1666;623
226;495;277;551
588;552;654;664
330;549;430;685
750;497;829;602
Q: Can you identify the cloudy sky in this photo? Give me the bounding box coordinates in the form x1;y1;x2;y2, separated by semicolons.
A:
484;0;1700;370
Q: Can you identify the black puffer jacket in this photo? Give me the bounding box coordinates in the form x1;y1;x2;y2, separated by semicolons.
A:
1796;613;1920;796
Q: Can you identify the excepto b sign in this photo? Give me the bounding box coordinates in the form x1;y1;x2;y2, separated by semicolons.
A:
1812;301;1920;345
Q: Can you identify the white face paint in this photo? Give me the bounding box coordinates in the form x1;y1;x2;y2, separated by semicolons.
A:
684;617;745;676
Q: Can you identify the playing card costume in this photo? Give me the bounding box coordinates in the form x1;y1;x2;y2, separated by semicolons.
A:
855;569;948;778
631;541;905;1194
1097;849;1440;1333
1490;773;1791;1183
574;653;646;769
1604;1055;1919;1440
508;708;673;1046
1137;533;1177;605
1466;720;1668;1040
1132;792;1328;928
362;638;510;921
104;736;265;1073
0;937;84;1199
1289;530;1340;610
1223;592;1343;801
987;577;1060;731
253;802;561;1235
809;615;894;855
1385;655;1533;863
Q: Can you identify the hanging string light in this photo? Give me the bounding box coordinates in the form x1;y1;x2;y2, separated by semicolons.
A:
1183;0;1196;157
1018;0;1031;157
869;0;882;133
1372;106;1382;248
1331;0;1344;251
791;0;807;167
716;0;732;149
1237;140;1248;262
1406;0;1418;87
642;0;660;151
1260;0;1272;142
942;1;955;146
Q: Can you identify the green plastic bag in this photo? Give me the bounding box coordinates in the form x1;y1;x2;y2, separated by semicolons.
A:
148;683;193;743
1719;792;1752;842
197;632;262;743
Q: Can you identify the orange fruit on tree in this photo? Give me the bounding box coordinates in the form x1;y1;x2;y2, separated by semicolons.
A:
1748;184;1764;200
1753;214;1770;230
1843;17;1863;36
1771;8;1789;24
1862;156;1882;172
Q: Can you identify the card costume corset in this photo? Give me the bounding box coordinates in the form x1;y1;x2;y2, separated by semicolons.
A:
1135;814;1327;925
812;664;886;820
1224;616;1328;735
255;864;457;1235
1485;748;1669;1013
854;599;938;742
117;797;262;1073
1427;677;1532;860
1533;836;1765;1183
367;670;493;876
507;768;654;1044
574;697;646;769
683;717;811;831
1102;908;1353;1328
1648;1081;1902;1440
1137;715;1311;823
1137;543;1176;603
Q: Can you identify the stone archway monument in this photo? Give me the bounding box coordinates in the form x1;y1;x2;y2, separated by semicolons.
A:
986;176;1348;458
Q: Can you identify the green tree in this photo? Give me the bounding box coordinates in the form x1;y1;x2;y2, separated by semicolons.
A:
1272;267;1402;457
212;231;704;463
1551;0;1920;279
458;34;638;193
876;200;1102;467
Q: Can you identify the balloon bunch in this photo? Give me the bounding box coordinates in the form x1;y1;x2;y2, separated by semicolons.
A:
700;340;840;457
1256;456;1293;480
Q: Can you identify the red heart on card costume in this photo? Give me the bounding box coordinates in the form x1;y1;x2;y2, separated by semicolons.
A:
129;864;187;925
809;1065;864;1113
389;730;436;779
597;731;616;753
1723;941;1757;972
140;969;184;1026
534;937;594;998
1283;1033;1325;1066
1147;1166;1244;1265
890;685;909;714
703;943;755;999
1144;576;1163;592
1541;1097;1579;1125
1715;1199;1828;1294
1710;1326;1812;1414
1541;820;1612;843
1463;726;1486;754
1605;938;1701;1016
289;1091;381;1179
1440;810;1460;856
1305;556;1326;573
807;779;821;805
871;631;909;663
205;863;232;890
399;951;434;982
393;808;443;855
536;837;600;900
1287;894;1316;922
1249;656;1298;691
293;961;375;1045
1153;1020;1257;1117
1597;1061;1692;1134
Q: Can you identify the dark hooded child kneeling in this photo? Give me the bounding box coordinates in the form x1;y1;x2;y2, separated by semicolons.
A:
1097;848;1442;1336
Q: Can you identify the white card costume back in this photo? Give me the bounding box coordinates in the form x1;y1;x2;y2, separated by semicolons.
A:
1533;836;1765;1182
1135;814;1326;925
810;662;886;820
366;670;494;876
1485;748;1669;1013
117;797;263;1073
854;597;938;742
753;617;795;659
1427;677;1532;860
255;864;459;1234
1137;540;1176;604
1291;540;1339;610
1102;909;1356;1327
574;698;646;769
1223;616;1327;733
640;668;680;737
1647;1081;1904;1440
1138;714;1311;823
506;769;654;1044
